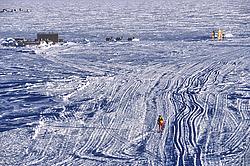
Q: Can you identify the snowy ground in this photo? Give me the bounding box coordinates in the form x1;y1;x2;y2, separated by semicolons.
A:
0;0;249;165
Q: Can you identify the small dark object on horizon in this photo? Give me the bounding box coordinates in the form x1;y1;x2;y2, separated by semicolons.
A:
0;8;31;13
128;37;135;41
106;37;113;42
115;36;123;41
106;36;123;42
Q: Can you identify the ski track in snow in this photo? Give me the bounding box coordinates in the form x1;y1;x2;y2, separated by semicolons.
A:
0;0;250;165
0;43;249;166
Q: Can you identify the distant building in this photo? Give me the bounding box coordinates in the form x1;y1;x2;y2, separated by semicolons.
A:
37;33;59;43
1;32;63;47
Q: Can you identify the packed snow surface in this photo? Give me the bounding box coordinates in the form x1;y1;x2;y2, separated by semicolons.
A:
0;0;249;165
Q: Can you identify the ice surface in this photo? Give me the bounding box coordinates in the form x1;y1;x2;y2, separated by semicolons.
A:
0;0;249;165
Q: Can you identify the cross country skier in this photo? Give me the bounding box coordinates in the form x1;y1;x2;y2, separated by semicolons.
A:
157;115;164;132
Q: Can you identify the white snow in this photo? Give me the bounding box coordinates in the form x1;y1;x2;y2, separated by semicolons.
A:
0;0;249;166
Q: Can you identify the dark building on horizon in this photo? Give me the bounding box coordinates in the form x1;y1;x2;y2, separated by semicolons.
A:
37;33;59;43
1;32;63;47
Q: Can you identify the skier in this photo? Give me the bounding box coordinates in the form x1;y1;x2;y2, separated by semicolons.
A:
218;29;223;41
157;115;164;132
211;31;215;40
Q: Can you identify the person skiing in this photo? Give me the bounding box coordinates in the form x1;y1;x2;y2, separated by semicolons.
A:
157;115;164;132
211;31;215;40
218;29;223;41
